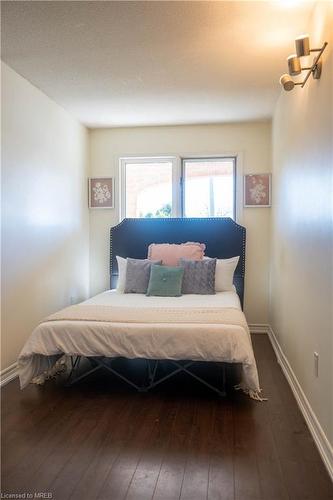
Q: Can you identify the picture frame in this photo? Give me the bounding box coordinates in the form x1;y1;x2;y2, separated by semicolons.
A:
88;177;115;209
244;174;271;207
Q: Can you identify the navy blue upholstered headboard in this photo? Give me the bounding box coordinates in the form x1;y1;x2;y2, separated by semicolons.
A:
110;217;246;307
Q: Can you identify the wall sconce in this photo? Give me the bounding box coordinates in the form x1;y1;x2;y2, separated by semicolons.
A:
280;34;328;91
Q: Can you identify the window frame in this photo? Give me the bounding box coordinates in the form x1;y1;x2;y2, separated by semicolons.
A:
119;154;242;222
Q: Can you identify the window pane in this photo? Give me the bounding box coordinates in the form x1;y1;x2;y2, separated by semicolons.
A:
125;161;173;218
183;159;235;218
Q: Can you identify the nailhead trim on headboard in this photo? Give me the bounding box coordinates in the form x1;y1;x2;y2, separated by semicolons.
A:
109;217;246;305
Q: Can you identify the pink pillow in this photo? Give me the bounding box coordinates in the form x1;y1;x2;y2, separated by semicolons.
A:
148;242;206;266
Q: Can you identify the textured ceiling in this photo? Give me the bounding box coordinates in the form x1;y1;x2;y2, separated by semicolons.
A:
1;1;314;127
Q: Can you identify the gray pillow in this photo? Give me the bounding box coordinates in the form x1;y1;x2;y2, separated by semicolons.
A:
124;258;162;294
179;258;216;295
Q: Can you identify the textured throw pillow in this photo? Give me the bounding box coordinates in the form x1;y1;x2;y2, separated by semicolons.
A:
179;258;216;295
124;258;161;294
212;256;239;292
148;242;206;266
116;256;127;293
146;265;184;297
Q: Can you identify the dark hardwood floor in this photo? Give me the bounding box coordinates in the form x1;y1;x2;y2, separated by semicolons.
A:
1;335;332;500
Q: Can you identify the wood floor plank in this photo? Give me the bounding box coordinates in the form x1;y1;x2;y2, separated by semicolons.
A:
2;390;81;483
2;389;66;458
26;407;98;494
50;395;131;500
2;394;87;492
96;394;164;500
6;387;108;493
153;396;196;500
2;381;68;435
180;398;214;500
232;404;262;500
207;402;234;500
1;335;332;500
69;394;136;500
125;396;179;500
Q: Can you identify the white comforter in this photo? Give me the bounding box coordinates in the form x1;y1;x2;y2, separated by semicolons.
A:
18;290;262;399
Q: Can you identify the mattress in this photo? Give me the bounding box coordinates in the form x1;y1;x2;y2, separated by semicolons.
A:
18;290;262;399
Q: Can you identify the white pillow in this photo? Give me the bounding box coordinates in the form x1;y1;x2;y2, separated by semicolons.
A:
116;255;127;293
204;256;239;292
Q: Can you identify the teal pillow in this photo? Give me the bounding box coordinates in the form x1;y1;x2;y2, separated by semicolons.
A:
146;265;184;297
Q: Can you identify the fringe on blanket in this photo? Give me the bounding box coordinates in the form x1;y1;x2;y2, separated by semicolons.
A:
31;357;67;385
234;383;268;402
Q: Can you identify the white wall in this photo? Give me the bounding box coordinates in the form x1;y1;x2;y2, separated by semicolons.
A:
270;2;332;444
1;63;90;371
89;122;272;324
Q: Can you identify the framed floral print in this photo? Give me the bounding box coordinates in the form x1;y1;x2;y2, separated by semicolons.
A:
89;177;114;209
244;174;271;207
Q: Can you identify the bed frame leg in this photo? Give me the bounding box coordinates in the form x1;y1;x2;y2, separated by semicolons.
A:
219;362;227;397
65;355;82;386
142;359;157;391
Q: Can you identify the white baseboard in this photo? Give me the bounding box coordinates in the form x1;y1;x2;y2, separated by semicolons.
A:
268;326;333;482
0;362;18;387
249;324;269;334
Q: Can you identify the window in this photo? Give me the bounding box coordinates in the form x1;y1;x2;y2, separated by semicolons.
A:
121;158;174;218
182;158;235;218
120;156;236;220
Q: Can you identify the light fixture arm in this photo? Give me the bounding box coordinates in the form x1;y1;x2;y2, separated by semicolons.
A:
280;38;328;92
301;42;327;88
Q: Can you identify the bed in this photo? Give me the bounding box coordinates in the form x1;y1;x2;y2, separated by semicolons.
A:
18;217;264;400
